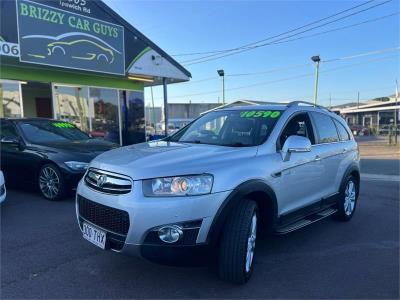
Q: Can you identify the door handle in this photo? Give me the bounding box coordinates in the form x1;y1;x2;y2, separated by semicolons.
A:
271;171;282;178
314;155;321;161
342;148;347;153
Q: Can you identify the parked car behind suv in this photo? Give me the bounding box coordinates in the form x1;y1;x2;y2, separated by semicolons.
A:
76;102;360;284
350;124;371;136
0;118;118;200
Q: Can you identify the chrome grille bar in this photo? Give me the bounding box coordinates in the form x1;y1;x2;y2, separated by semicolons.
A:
84;168;132;195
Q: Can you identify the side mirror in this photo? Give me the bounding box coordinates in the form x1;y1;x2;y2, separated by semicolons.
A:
281;135;312;162
1;136;20;145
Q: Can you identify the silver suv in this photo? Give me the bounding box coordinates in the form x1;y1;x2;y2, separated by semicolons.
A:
76;101;360;284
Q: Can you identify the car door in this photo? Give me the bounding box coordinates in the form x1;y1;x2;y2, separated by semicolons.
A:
309;112;342;198
332;118;356;192
274;112;325;219
1;119;45;185
0;120;25;183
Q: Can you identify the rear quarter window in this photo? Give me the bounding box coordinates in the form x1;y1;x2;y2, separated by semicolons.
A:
311;112;339;144
333;119;351;141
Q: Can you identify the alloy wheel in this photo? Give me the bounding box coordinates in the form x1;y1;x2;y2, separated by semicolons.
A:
39;167;60;199
245;213;257;273
344;180;356;216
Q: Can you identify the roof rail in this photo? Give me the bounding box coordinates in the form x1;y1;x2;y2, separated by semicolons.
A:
287;101;333;113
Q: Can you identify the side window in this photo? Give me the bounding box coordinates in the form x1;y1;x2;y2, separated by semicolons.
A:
311;112;339;144
333;119;351;141
0;121;19;139
279;113;315;149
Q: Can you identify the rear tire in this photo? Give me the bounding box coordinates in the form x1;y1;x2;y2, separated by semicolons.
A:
38;164;65;201
335;175;358;221
218;199;258;284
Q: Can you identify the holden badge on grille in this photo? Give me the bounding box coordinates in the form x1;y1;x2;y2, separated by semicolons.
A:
96;175;107;188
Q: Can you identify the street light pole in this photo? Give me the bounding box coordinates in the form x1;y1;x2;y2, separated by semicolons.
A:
217;69;225;105
311;55;321;106
357;91;360;125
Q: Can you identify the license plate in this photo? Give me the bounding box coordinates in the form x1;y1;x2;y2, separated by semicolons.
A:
82;222;106;249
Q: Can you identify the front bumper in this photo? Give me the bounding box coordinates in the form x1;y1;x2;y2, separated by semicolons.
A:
75;179;230;263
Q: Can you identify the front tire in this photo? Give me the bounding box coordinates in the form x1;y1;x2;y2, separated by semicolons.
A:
218;199;258;284
38;164;65;201
335;175;358;221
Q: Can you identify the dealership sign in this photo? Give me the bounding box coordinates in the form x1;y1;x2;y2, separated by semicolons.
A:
16;0;125;75
0;41;20;57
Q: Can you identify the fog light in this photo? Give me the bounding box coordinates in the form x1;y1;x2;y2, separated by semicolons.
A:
158;225;183;243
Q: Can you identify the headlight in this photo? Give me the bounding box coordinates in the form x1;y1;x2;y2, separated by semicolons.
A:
143;174;213;197
65;161;89;171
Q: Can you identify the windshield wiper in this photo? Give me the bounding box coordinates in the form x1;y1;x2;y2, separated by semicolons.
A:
181;140;202;144
223;142;252;147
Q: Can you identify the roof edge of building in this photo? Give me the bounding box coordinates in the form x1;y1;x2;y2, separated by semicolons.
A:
97;0;191;79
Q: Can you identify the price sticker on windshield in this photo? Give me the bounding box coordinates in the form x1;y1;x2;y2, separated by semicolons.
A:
52;122;75;128
240;111;281;118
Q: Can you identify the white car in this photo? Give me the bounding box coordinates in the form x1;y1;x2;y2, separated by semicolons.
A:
0;170;6;203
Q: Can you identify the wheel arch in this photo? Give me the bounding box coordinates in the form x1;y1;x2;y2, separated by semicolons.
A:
340;163;360;197
207;179;278;247
36;159;60;178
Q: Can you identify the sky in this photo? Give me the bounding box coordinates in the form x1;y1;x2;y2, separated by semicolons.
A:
104;0;399;107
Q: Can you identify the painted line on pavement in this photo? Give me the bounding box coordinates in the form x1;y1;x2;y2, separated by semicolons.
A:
361;173;400;182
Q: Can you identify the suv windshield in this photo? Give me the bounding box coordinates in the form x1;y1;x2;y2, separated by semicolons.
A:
18;120;90;144
169;109;283;147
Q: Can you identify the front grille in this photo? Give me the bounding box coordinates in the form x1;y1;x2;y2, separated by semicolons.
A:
78;196;130;236
84;168;132;195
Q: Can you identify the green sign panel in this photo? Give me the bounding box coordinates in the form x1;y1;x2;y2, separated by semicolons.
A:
240;110;281;118
16;0;125;75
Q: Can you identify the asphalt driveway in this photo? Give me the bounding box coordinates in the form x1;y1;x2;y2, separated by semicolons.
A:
1;176;398;299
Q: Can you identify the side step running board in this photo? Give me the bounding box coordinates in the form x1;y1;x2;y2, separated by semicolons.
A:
275;207;338;235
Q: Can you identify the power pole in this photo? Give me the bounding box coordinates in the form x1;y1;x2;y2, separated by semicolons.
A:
395;79;398;145
329;93;332;109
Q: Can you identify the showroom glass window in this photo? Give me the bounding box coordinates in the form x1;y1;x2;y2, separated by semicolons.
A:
311;112;340;144
53;85;90;132
89;87;120;144
0;80;22;118
120;90;145;145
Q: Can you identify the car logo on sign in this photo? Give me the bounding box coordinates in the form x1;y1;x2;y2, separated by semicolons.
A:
96;175;107;188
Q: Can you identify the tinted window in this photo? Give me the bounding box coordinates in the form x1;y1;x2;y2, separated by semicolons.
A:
170;109;283;147
279;113;315;148
18;120;89;144
334;119;351;141
0;120;19;139
311;112;339;144
90;87;120;144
